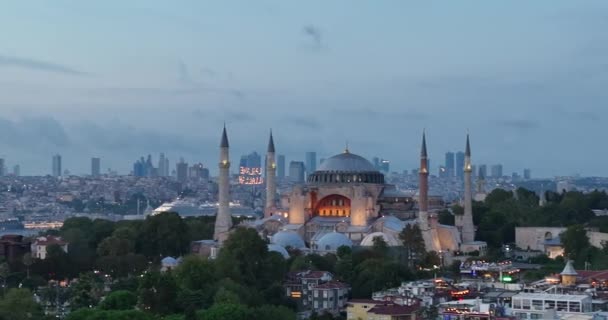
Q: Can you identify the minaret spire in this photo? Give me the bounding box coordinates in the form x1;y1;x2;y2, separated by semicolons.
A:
214;125;232;242
267;129;275;153
458;133;475;244
220;123;229;148
421;129;428;158
265;130;277;218
418;130;429;227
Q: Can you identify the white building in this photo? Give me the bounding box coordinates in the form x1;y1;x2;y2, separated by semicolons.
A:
511;292;592;319
31;236;68;260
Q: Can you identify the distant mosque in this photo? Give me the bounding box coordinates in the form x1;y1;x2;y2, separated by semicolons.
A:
210;126;486;259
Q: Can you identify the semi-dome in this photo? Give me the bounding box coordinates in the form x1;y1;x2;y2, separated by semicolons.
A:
316;232;352;251
360;232;402;246
308;150;384;184
267;244;289;259
271;231;306;249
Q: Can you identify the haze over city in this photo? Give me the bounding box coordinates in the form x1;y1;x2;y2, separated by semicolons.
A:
1;1;607;176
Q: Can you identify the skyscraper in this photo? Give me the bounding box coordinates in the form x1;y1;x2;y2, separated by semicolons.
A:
159;153;166;177
277;155;285;180
289;161;305;183
176;158;189;183
478;164;487;179
445;152;455;177
12;165;20;177
52;154;62;177
91;157;101;177
164;158;170;177
491;164;503;178
0;158;4;176
523;169;531;180
455;152;465;179
305;151;317;176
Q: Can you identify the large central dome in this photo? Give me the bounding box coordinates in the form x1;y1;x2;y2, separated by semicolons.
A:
317;152;376;172
307;150;384;184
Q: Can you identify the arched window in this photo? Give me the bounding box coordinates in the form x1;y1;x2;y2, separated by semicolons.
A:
544;232;553;240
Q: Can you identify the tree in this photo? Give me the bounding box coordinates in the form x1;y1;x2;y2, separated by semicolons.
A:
199;303;250;320
251;305;296;320
66;309;156;320
0;288;43;320
561;225;590;262
70;272;103;310
138;271;179;315
99;290;137;310
137;212;190;258
399;224;426;267
372;236;389;257
215;228;271;289
0;262;8;295
21;253;33;279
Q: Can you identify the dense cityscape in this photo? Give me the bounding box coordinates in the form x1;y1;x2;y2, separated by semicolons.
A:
3;1;608;320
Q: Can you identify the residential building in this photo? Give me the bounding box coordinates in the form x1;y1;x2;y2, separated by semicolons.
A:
285;270;350;317
0;235;30;264
510;292;592;318
31;236;68;260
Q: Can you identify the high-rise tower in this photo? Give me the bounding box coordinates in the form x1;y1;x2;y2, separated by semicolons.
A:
457;134;476;243
265;130;277;218
214;125;233;242
418;131;429;230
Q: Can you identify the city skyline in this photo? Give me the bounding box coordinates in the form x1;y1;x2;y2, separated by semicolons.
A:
1;1;607;177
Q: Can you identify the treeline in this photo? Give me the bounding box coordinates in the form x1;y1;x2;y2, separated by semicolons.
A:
440;188;608;249
1;213;442;320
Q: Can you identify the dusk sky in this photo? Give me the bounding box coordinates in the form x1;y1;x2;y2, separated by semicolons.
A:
1;1;607;177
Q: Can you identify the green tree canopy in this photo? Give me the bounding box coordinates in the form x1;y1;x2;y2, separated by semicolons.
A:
0;288;43;320
99;290;137;310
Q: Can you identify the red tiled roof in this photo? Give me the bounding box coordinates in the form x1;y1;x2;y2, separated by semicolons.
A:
368;304;420;315
348;299;385;304
34;236;67;246
576;270;608;280
313;281;350;289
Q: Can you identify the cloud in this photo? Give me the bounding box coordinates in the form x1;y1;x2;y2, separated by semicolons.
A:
0;54;89;76
284;115;322;129
178;60;194;85
496;119;540;130
330;107;429;121
302;25;324;50
0;116;71;149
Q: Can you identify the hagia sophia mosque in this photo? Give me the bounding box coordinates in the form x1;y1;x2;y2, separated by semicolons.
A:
211;126;486;260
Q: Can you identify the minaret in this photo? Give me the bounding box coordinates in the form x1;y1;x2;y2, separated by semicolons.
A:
459;134;476;243
265;130;276;218
418;130;429;230
214;125;233;242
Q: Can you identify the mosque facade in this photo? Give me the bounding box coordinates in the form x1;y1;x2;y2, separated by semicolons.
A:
214;126;486;258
